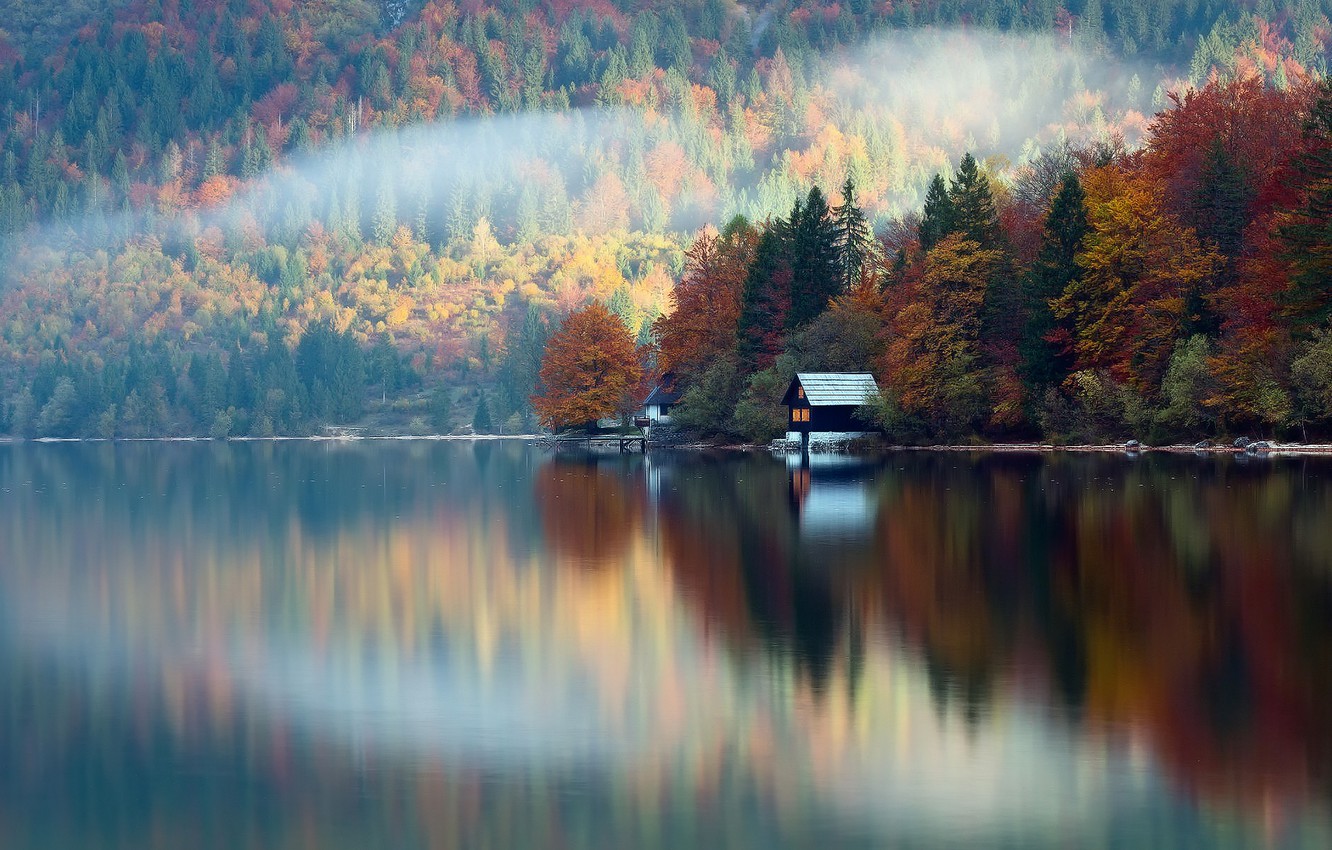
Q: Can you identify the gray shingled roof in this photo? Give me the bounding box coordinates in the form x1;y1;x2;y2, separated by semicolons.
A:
644;383;681;406
795;373;880;406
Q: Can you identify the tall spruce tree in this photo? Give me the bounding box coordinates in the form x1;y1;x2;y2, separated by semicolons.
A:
919;173;954;251
737;226;792;371
833;177;871;291
1021;172;1088;394
1188;138;1251;336
787;186;840;329
948;153;1000;249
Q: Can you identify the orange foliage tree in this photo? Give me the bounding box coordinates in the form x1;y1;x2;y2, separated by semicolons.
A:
532;303;645;430
653;225;756;381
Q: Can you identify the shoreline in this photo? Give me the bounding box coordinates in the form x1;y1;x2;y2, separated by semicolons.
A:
4;434;1332;457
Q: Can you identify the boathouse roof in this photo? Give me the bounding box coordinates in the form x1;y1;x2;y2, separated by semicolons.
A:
782;373;879;407
644;373;681;407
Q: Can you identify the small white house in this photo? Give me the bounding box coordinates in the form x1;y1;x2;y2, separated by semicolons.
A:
640;375;681;425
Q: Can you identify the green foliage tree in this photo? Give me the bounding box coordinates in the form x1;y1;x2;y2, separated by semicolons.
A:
1158;334;1219;435
732;364;792;443
1279;82;1332;334
671;357;743;437
34;377;79;437
429;385;454;434
472;390;494;434
786;186;841;329
832;178;871;292
918;174;955;251
948;153;1001;249
737;227;792;371
1021;173;1087;395
1291;326;1332;431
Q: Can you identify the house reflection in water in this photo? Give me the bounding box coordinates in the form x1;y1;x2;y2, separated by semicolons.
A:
786;453;880;547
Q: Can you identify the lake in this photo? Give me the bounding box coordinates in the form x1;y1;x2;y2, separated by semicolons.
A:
2;441;1331;848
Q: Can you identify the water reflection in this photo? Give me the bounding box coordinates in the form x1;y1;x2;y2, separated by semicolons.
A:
1;443;1331;847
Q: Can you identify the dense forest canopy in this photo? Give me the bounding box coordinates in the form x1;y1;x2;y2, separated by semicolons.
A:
0;0;1330;438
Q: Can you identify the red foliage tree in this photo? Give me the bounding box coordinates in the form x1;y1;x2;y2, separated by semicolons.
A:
653;226;756;381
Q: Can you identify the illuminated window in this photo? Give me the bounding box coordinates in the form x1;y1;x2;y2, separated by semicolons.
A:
792;408;810;423
796;387;805;399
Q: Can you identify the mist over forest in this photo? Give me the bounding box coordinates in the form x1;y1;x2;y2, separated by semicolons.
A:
1;0;1330;440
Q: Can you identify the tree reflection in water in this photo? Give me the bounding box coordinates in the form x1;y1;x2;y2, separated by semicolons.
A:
1;443;1331;848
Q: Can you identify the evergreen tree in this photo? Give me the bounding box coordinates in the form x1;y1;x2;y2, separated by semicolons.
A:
1279;82;1332;334
737;226;792;371
372;183;397;244
786;186;840;329
1189;137;1251;335
948;153;1000;249
833;177;871;292
1021;173;1088;394
919;173;955;251
203;138;225;179
472;390;494;433
429;385;454;433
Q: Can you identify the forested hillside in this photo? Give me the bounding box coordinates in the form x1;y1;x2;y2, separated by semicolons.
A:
0;0;1330;437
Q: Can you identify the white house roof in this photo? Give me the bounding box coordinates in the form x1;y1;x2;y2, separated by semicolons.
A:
794;373;880;406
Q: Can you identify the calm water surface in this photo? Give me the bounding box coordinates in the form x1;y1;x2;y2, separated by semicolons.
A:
2;442;1331;848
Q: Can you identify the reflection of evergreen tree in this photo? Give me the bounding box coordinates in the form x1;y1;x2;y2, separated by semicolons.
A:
472;391;494;434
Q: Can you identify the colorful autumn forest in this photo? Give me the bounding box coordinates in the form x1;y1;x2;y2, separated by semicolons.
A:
0;0;1331;438
654;78;1332;443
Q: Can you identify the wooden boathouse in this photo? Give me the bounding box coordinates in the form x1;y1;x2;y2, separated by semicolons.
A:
781;372;880;449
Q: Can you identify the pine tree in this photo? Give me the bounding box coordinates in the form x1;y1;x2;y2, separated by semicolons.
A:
1189;138;1251;336
203;138;225;179
737;226;792;371
919;173;954;251
372;183;397;244
472;391;493;433
1279;82;1332;334
948;153;1000;249
1021;173;1088;394
833;177;871;292
787;186;840;329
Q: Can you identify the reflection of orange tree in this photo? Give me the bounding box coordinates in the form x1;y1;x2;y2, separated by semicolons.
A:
534;459;646;568
6;447;1332;844
649;452;1332;816
857;457;1332;813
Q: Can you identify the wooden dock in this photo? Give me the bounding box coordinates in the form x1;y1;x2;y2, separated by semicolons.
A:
545;433;648;453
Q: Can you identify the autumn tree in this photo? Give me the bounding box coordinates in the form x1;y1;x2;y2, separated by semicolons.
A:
654;218;756;382
1053;167;1221;396
532;303;645;431
882;234;1004;436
